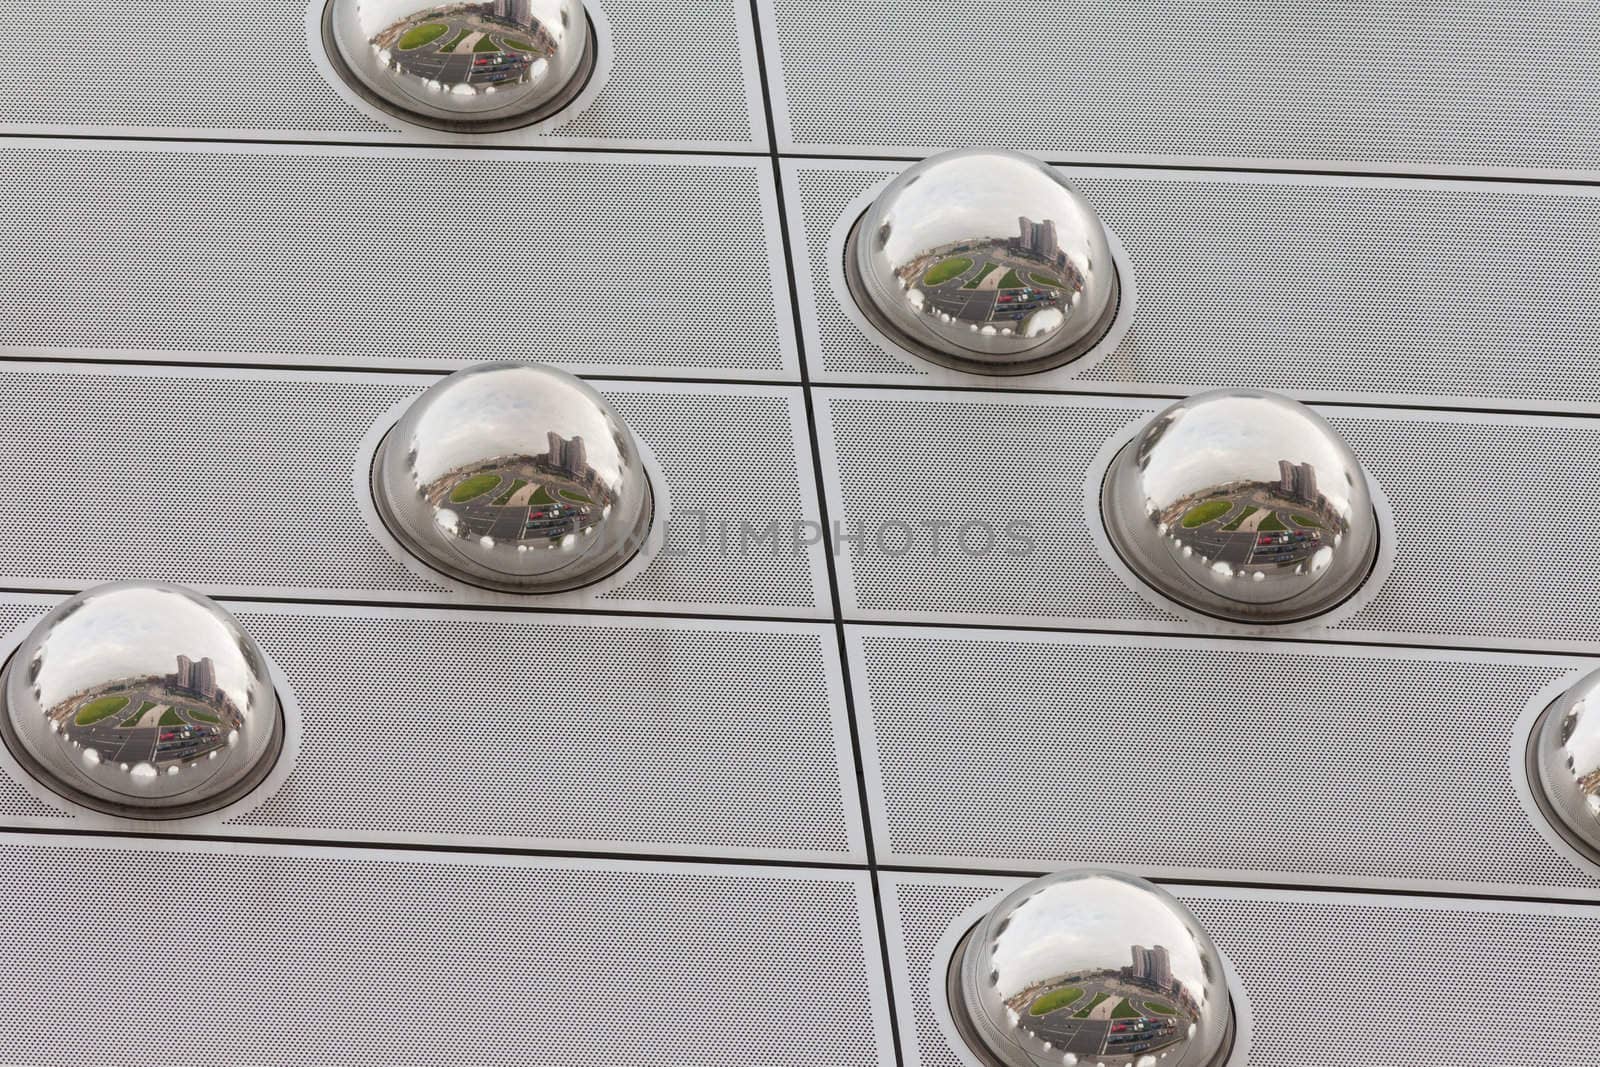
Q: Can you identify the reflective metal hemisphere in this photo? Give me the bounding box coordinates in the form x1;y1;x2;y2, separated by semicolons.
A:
372;361;653;593
1529;668;1600;864
949;869;1234;1067
845;148;1120;375
1101;390;1378;623
324;0;593;130
0;582;283;818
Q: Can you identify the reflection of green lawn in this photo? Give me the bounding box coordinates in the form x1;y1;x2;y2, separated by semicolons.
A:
493;478;529;505
1030;272;1062;288
1221;505;1259;531
1145;1000;1176;1016
75;695;129;727
559;489;593;505
159;708;184;727
1181;500;1232;527
122;700;156;727
1259;512;1287;532
451;473;501;503
473;35;501;53
1071;992;1110;1019
1291;513;1323;528
187;707;220;724
528;485;558;506
998;268;1026;289
961;263;997;289
1111;998;1142;1019
1028;987;1083;1016
437;28;470;53
502;38;537;52
397;22;449;49
922;257;972;286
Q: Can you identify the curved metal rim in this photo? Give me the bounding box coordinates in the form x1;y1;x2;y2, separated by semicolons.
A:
1096;438;1382;626
1524;699;1600;868
945;920;1237;1067
843;211;1122;377
320;1;598;133
368;421;656;595
0;650;287;822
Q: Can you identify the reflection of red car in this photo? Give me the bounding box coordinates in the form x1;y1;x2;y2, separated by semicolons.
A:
159;731;176;741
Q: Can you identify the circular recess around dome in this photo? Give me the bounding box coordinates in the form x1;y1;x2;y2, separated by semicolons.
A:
324;0;593;131
1101;390;1379;624
371;361;653;594
1529;669;1600;864
949;869;1234;1067
844;148;1120;375
0;582;284;819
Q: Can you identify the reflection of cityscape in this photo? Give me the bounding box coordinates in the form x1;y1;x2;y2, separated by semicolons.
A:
373;3;559;93
1009;944;1201;1060
47;655;240;773
424;433;616;546
1160;458;1345;575
891;217;1087;337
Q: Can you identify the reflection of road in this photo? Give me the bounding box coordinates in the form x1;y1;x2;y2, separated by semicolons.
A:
387;19;537;88
917;253;1064;331
1022;979;1185;1059
1176;494;1325;571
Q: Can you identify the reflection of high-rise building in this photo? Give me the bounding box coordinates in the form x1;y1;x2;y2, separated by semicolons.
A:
1277;460;1318;503
546;433;590;480
173;655;218;701
494;0;534;26
1129;944;1174;992
1016;217;1060;260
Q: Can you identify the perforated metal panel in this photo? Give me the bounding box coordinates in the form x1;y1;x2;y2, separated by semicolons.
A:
0;594;862;861
820;389;1600;652
850;626;1598;896
0;834;891;1066
787;160;1600;411
0;0;763;150
0;365;828;616
760;0;1600;177
0;141;792;376
885;873;1600;1067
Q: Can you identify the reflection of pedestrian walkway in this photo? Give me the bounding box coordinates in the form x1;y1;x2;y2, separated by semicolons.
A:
132;703;169;729
1088;996;1121;1021
452;31;486;54
974;266;1005;291
508;482;539;507
1236;509;1269;532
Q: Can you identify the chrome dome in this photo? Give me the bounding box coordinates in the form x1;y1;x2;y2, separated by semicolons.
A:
0;582;283;818
1529;669;1600;863
325;0;592;130
950;870;1234;1067
1101;390;1378;623
845;148;1119;375
372;362;653;593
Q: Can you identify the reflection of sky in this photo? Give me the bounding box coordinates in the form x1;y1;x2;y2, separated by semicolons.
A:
989;875;1211;1005
28;588;254;712
406;366;626;491
879;154;1096;270
1565;689;1600;777
1138;397;1355;520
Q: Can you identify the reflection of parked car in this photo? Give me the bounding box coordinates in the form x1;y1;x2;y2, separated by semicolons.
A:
159;731;176;741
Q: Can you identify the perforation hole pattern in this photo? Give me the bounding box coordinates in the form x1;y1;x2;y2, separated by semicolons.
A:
0;147;785;373
0;842;884;1065
228;613;851;854
892;879;1600;1067
771;0;1600;172
0;370;822;610
861;634;1591;888
797;165;1600;404
827;393;1600;646
0;0;756;145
